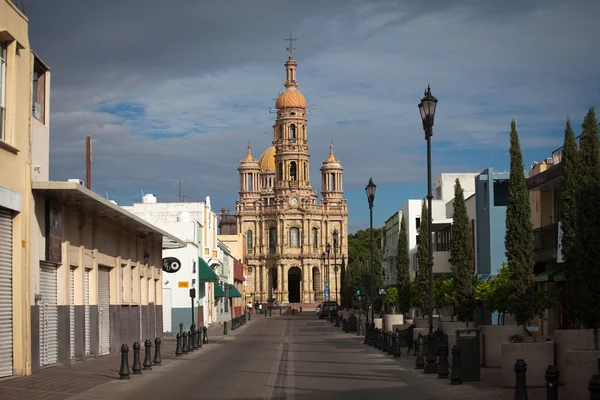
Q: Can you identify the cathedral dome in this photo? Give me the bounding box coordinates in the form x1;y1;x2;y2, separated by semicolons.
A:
275;88;307;110
258;146;276;172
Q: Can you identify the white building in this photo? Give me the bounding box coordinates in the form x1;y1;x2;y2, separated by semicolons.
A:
123;195;226;333
401;173;478;280
381;211;402;287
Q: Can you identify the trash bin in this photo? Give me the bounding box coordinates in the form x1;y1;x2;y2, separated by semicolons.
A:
455;328;481;382
347;314;357;332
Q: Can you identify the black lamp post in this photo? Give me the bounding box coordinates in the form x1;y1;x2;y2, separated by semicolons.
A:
321;251;326;302
365;177;377;327
326;243;331;302
418;85;438;374
333;230;339;304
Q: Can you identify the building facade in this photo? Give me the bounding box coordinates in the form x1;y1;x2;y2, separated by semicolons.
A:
381;211;402;287
235;52;348;305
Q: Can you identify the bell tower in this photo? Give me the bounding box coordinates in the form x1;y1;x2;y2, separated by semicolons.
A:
238;143;261;203
320;143;344;203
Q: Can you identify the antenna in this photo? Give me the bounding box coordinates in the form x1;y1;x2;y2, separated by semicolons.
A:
285;31;297;57
164;177;197;203
106;192;109;200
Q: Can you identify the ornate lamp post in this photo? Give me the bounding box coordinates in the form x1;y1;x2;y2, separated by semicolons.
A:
321;251;326;302
333;230;339;304
418;85;439;374
326;243;331;302
365;177;377;328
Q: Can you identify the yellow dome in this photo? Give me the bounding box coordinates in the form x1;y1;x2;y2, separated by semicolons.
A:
258;146;276;172
276;88;307;110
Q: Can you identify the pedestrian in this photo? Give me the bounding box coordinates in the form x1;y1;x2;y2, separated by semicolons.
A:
247;301;253;314
258;303;263;314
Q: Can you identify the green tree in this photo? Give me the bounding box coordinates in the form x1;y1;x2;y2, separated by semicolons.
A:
434;278;456;317
450;178;475;323
384;286;400;313
474;263;512;325
505;120;535;329
396;215;411;314
559;118;581;325
347;228;384;301
340;256;347;308
573;108;600;348
413;199;430;316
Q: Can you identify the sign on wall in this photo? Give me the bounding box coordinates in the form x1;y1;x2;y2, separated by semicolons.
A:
162;257;182;273
178;281;189;288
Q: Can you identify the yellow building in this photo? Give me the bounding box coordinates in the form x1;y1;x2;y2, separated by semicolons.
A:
235;51;348;306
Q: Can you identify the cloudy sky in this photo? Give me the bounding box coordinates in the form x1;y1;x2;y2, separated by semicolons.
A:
26;0;600;232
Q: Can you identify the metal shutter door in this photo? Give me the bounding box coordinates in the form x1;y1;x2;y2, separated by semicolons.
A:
163;288;171;333
153;280;157;339
39;264;58;366
98;267;110;355
146;279;150;339
0;208;13;377
84;269;90;356
120;265;124;303
139;277;142;341
70;267;75;359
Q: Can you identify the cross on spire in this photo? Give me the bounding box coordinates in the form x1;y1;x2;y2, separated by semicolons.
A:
285;31;297;58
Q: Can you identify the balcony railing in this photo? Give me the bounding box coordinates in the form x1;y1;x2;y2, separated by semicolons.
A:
434;242;451;252
533;223;558;253
551;134;582;164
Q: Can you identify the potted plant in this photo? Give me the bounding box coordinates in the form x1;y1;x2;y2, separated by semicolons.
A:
383;286;404;331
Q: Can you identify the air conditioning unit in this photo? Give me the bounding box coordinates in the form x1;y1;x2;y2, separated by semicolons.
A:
68;178;84;186
546;157;554;165
33;102;41;119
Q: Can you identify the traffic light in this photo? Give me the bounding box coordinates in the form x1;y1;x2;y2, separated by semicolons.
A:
356;288;361;296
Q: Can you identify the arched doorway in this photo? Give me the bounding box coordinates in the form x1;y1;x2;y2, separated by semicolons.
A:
312;267;321;302
270;267;278;301
288;267;301;303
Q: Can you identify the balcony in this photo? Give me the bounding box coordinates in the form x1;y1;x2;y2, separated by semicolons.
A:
533;223;558;262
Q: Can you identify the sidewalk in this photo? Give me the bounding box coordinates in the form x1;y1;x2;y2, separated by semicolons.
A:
0;321;244;400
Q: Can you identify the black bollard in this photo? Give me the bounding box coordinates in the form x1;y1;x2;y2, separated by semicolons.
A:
182;331;189;354
197;327;202;348
589;374;600;399
388;332;395;355
450;345;462;385
192;328;198;350
437;344;449;379
382;331;388;352
514;359;528;400
132;341;143;374
224;321;228;335
393;331;401;358
187;331;193;352
415;336;425;369
119;344;131;379
203;326;209;344
269;308;272;317
545;365;558;400
175;333;183;357
143;339;153;370
179;322;184;336
190;325;197;350
153;337;162;365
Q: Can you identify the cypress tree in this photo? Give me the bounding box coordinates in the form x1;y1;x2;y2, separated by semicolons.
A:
559;118;581;325
450;178;475;323
573;108;600;347
396;214;411;314
505;120;535;328
414;199;430;316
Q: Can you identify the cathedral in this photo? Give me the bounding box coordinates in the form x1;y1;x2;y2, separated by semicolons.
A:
235;50;348;305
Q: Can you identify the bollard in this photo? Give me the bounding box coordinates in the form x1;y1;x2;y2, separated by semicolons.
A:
175;333;183;357
437;344;449;379
224;321;228;335
153;337;162;365
357;317;363;336
187;331;193;352
132;341;143;374
203;326;208;344
182;331;189;354
269;308;272;317
143;339;153;370
280;307;282;315
388;332;395;355
382;331;388;352
415;336;425;369
197;327;202;348
179;322;184;336
393;330;401;358
514;359;528;400
119;344;131;379
264;309;267;317
589;374;600;399
545;365;558;400
192;327;198;350
450;345;462;385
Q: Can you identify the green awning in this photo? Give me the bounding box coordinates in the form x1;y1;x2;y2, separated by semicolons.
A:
228;284;242;298
198;258;218;282
533;268;563;283
213;282;226;298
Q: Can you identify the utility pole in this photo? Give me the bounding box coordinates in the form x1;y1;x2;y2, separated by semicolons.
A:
85;136;92;190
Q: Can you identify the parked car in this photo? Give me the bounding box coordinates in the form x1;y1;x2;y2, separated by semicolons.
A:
318;301;340;319
316;303;322;316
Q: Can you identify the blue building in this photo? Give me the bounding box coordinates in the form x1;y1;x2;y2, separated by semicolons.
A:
475;168;509;325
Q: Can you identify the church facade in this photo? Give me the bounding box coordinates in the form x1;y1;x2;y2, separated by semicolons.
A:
235;53;348;305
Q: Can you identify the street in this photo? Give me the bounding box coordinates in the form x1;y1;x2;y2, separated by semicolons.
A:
68;312;501;400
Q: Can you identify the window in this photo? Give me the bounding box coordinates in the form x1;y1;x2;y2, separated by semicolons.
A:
247;174;253;191
0;42;6;141
121;265;125;302
290;124;296;139
277;162;283;181
493;180;509;207
247;230;253;252
416;217;421;229
333;229;339;249
269;228;277;250
290;227;300;248
33;60;47;123
290;162;297;181
312;228;318;249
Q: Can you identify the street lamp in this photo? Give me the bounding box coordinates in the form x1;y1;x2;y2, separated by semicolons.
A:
321;251;326;302
419;85;438;375
365;177;377;339
333;230;339;304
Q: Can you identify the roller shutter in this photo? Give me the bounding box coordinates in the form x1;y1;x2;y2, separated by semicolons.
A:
39;263;58;366
70;267;75;359
139;277;143;342
98;267;110;355
0;208;13;377
84;269;90;356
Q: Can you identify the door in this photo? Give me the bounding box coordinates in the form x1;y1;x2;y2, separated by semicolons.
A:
139;277;143;342
69;267;75;359
84;269;90;356
163;288;172;333
0;208;13;377
98;267;110;356
39;263;58;366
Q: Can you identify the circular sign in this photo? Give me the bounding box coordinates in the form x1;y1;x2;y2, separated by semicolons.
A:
162;257;181;273
334;266;339;272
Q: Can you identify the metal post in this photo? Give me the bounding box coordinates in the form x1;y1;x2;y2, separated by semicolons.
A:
182;332;188;354
369;205;374;325
132;342;143;374
187;331;193;352
327;252;330;304
514;359;528;400
437;344;449;379
119;344;131;379
545;365;558;400
450;345;462;385
424;130;437;375
590;374;600;399
153;337;162;365
143;339;153;370
175;333;183;357
334;252;337;303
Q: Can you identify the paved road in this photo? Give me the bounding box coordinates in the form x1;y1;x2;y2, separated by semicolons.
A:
71;312;502;400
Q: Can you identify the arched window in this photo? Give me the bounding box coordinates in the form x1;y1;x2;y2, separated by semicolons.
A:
277;162;283;181
269;228;277;250
333;229;339;250
246;230;253;252
312;228;318;249
289;124;296;139
290;227;300;248
247;174;253;191
290;161;297;181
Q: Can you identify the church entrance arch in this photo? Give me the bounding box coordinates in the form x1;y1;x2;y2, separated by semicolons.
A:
270;267;278;302
288;267;301;303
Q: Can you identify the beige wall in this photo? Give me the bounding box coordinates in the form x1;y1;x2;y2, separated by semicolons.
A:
528;160;558;229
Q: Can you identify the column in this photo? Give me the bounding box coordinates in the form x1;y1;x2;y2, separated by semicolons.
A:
283;266;288;302
303;265;309;302
261;266;267;301
277;264;283;303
